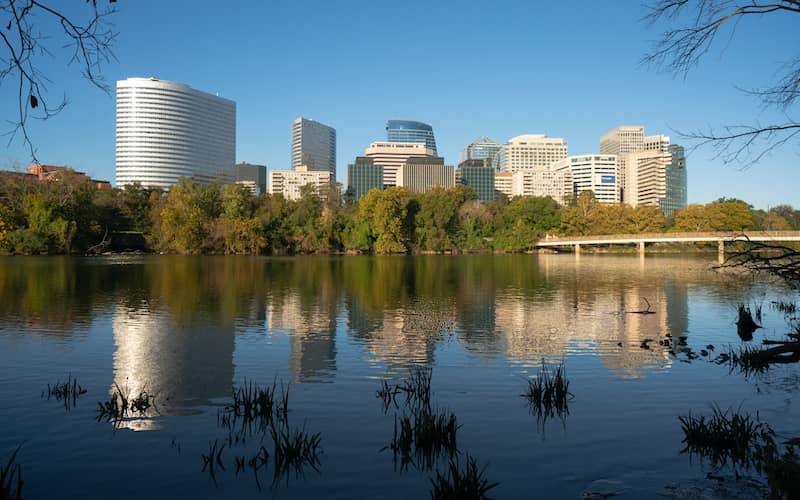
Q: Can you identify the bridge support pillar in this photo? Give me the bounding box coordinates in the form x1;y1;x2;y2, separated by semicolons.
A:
637;241;645;255
574;244;581;255
718;240;725;264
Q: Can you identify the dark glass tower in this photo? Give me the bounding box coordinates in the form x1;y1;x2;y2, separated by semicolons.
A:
385;119;437;155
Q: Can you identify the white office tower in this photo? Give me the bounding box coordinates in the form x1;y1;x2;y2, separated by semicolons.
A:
494;172;513;198
511;169;573;205
291;118;336;179
599;126;670;204
495;135;568;172
269;166;332;201
115;77;236;189
550;154;620;203
624;150;674;209
364;141;436;187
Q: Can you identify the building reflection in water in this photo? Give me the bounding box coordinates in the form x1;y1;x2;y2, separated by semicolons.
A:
267;292;337;383
111;303;236;430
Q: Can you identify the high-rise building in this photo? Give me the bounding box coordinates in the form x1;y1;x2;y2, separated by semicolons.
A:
291;118;336;180
662;145;687;216
461;136;502;166
115;77;236;189
386;120;437;155
269;165;331;201
511;169;572;205
495;171;513;199
396;157;454;193
364;141;436;188
550;154;620;203
346;157;384;199
233;162;267;195
600;126;670;203
495;135;568;172
624;150;672;209
457;160;496;202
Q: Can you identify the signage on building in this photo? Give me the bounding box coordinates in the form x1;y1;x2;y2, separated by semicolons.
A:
600;175;616;184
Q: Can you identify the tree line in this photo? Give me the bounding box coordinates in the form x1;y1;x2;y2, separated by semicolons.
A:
0;173;798;255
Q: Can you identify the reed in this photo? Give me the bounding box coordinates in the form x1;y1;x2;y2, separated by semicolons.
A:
522;360;572;419
377;367;433;413
44;375;87;410
270;421;322;481
96;384;155;423
201;439;226;483
0;446;23;500
387;408;460;471
679;405;773;468
429;452;498;500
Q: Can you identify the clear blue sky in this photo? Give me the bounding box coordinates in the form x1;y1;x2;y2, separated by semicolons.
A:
1;0;798;209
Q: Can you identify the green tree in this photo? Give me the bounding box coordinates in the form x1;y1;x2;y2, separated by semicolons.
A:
372;187;411;254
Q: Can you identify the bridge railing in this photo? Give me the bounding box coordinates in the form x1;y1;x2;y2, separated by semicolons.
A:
538;231;800;244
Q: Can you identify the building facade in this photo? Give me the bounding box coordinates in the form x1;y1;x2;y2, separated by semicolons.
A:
291;117;336;180
396;157;454;193
346;157;384;199
233;162;266;195
550;154;619;203
460;136;502;166
624;150;672;209
457;161;496;202
115;77;236;189
386;120;437;155
511;169;572;205
495;171;513;199
495;134;568;172
268;165;331;201
599;126;670;203
364;141;436;188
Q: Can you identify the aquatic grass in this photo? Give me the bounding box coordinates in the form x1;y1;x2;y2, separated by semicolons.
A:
270;421;322;482
201;439;226;484
429;452;498;500
43;375;87;411
679;405;773;469
219;379;292;446
1;446;23;500
736;304;761;340
772;300;797;316
376;367;433;413
387;408;461;471
96;383;156;423
522;360;573;420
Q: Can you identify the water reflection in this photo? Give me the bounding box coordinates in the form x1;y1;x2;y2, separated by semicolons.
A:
0;255;729;394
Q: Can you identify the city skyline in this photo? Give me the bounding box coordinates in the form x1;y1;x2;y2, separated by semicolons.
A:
0;1;797;209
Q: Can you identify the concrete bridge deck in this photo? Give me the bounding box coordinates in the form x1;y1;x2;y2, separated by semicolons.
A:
535;231;800;257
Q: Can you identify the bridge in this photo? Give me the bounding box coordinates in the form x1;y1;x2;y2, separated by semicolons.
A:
535;231;800;260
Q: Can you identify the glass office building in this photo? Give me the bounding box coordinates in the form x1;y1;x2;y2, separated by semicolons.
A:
457;160;496;202
291;117;336;180
660;144;687;216
460;136;502;166
346;157;384;199
386;120;437;155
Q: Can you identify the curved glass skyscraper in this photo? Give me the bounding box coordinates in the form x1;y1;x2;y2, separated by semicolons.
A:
386;120;437;155
116;78;235;189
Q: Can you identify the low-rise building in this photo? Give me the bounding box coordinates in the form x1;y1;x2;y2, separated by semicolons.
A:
233;162;267;195
268;165;331;201
495;171;513;199
511;169;572;205
26;164;111;189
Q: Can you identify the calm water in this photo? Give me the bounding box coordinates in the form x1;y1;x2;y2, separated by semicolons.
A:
0;255;798;499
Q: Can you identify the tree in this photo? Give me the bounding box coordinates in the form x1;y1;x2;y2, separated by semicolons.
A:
643;0;800;165
1;1;118;160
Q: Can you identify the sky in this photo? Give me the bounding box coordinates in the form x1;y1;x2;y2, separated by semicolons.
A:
1;0;798;209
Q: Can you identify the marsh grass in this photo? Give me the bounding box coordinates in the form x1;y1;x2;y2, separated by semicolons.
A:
429;452;498;500
0;446;23;500
219;379;291;447
377;367;433;413
43;375;87;410
201;439;226;484
270;421;322;483
522;360;572;426
679;405;773;469
96;383;156;423
387;408;460;471
719;345;772;375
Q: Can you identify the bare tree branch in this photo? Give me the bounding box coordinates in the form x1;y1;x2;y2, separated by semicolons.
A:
0;0;117;162
642;1;800;165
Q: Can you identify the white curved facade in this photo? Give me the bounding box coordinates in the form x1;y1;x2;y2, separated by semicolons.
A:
115;77;236;189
